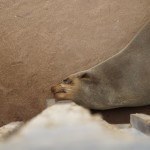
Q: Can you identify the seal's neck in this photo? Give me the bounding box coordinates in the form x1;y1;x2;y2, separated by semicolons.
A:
122;21;150;55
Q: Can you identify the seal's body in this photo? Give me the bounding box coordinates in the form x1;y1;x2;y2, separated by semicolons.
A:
51;21;150;110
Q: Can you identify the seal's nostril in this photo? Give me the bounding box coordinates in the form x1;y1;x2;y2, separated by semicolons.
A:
63;78;72;84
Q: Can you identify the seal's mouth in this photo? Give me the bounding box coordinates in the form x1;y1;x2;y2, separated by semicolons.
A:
51;86;66;95
51;84;74;101
54;90;67;94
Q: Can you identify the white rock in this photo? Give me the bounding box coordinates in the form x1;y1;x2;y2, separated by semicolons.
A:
0;103;150;150
0;122;23;141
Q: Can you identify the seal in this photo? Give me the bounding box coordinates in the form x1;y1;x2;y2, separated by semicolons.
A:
51;21;150;110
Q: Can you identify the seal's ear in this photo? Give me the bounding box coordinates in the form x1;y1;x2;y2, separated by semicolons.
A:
79;72;98;83
80;73;91;79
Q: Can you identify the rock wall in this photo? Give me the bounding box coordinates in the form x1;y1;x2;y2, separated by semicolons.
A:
0;0;150;126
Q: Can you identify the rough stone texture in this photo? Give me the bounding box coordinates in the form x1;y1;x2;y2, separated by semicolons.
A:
0;0;150;126
0;103;150;150
0;122;23;141
131;113;150;135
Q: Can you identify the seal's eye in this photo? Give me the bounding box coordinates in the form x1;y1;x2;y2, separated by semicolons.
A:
63;78;73;84
80;73;90;79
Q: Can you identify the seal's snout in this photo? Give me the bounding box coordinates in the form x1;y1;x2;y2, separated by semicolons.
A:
51;85;65;94
51;78;75;101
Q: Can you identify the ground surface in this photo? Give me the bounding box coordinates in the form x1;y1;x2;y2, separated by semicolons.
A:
0;0;150;126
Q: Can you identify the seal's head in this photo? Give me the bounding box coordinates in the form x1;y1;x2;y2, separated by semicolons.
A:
51;70;108;109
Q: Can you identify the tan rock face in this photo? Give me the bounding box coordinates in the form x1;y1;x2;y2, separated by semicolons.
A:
0;0;150;126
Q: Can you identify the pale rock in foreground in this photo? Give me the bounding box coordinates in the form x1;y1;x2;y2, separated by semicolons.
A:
0;122;23;141
131;113;150;135
0;102;150;150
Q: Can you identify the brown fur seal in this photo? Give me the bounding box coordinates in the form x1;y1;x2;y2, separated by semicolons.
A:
51;21;150;110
